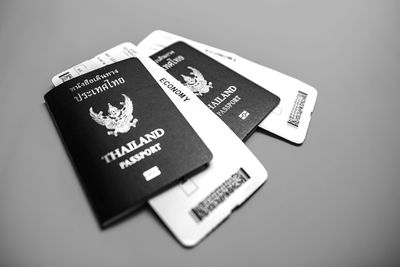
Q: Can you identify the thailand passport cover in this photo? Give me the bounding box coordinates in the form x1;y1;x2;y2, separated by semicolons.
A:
44;58;212;228
150;41;281;140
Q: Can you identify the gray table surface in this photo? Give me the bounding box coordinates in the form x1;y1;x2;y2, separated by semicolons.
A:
1;1;399;266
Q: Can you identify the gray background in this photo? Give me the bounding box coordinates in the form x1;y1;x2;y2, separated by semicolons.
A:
0;0;399;266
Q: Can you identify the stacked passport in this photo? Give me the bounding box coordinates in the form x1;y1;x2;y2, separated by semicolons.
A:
45;30;317;247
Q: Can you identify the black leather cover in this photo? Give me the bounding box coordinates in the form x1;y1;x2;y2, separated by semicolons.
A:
151;41;280;141
44;58;212;228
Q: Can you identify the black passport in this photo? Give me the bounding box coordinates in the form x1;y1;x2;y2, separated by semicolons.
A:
44;58;212;228
150;41;281;140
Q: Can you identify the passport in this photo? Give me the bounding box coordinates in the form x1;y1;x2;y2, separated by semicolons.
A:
150;41;281;140
44;58;212;228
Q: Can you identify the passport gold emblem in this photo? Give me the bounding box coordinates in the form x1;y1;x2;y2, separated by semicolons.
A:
89;94;138;136
181;67;213;96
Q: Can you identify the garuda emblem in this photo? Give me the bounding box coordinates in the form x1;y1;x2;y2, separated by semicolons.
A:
89;94;138;136
181;66;213;96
